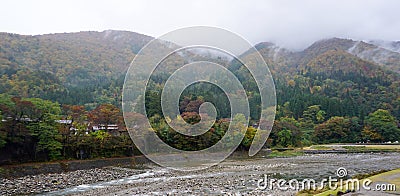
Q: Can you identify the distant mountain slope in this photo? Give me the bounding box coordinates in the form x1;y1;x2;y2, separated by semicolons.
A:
0;31;399;119
252;37;400;75
302;49;396;79
369;40;400;53
241;37;400;119
299;38;400;73
0;30;152;85
0;30;153;105
348;40;400;73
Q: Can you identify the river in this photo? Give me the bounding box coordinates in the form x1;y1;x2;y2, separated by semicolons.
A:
42;152;400;195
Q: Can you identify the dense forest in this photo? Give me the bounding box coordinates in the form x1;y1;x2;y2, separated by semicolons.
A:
0;31;399;164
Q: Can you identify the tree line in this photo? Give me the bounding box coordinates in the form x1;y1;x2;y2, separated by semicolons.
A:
0;90;399;164
0;94;133;164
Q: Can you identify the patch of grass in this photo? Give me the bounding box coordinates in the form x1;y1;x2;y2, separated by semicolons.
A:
297;181;358;196
268;150;304;158
0;167;10;178
297;187;330;196
352;169;389;179
368;168;400;188
343;145;400;152
342;146;366;151
365;145;400;150
310;145;332;150
312;168;400;196
0;167;6;174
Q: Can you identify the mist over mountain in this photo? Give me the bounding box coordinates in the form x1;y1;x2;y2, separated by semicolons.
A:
0;30;400;167
0;31;399;120
368;40;400;53
242;37;400;121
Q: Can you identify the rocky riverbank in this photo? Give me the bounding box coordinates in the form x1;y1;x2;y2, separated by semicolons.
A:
69;164;297;196
0;156;150;179
68;153;400;195
0;167;144;195
2;153;400;195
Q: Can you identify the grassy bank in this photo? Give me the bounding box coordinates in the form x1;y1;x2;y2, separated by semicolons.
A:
297;168;400;196
306;144;400;152
267;149;304;158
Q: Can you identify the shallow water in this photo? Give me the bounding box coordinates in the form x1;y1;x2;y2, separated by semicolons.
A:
46;153;400;195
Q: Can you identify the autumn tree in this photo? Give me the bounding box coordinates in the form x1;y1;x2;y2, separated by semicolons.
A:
27;98;62;160
179;96;204;113
62;105;87;123
362;109;400;142
301;105;326;129
241;126;257;149
314;116;352;143
59;105;88;157
181;112;201;124
3;97;36;158
88;104;122;126
0;110;6;149
270;120;302;147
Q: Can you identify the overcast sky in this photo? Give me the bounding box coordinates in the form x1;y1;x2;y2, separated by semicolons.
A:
1;0;399;50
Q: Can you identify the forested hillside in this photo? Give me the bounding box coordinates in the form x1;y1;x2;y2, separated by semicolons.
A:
0;30;152;106
0;31;399;163
251;38;400;120
250;38;400;146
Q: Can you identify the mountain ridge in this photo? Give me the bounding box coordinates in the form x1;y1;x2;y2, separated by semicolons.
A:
0;31;399;115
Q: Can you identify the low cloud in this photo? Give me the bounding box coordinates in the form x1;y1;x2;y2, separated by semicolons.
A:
1;0;399;50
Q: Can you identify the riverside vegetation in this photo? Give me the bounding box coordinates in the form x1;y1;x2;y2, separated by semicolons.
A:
0;31;400;164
